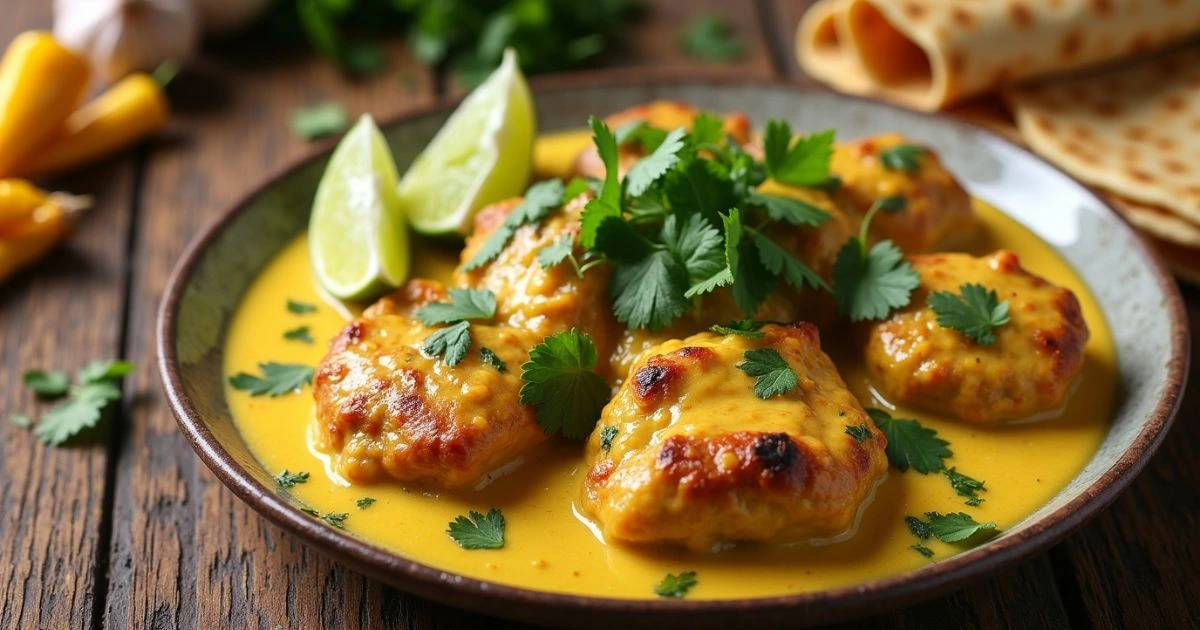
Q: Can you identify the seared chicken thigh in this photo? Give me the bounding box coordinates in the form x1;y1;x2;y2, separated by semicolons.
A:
582;324;889;549
863;251;1089;423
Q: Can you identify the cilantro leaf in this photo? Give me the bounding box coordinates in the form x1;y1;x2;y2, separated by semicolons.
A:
690;112;725;148
563;177;592;201
710;319;765;339
416;288;497;326
580;117;623;248
10;413;31;428
845;423;873;443
762;122;834;187
537;236;575;270
867;408;952;474
356;497;376;509
519;330;611;439
878;195;908;212
944;467;987;507
682;13;744;61
879;144;926;173
480;346;507;372
23;370;69;398
594;215;653;264
610;250;690;331
34;394;107;445
736;348;798;400
625;127;687;197
928;283;1011;346
275;470;310;488
748;192;831;227
291;103;348;140
654;570;699;598
322;512;349;529
911;544;935;558
599;426;618;453
229;363;314;397
77;360;134;384
447;508;506;550
287;299;318;314
832;239;920;320
663;158;737;228
924;511;999;543
421;320;472;367
284;326;314;344
462;180;565;270
661;213;725;287
22;360;132;445
752;232;829;292
614;120;668;152
905;515;932;539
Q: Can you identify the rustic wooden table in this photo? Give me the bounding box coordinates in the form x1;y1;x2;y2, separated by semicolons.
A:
2;1;1197;628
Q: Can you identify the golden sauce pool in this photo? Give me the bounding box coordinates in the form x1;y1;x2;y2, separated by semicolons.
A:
223;159;1116;602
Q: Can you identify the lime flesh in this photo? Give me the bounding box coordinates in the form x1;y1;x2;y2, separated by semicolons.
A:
397;48;536;236
309;114;410;300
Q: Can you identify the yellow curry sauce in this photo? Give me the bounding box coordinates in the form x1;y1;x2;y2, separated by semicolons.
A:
222;133;1116;600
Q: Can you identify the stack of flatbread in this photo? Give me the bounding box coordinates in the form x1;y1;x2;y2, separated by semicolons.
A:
796;0;1200;281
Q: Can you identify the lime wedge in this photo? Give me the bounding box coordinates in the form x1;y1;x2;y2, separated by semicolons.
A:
397;48;536;236
309;114;410;300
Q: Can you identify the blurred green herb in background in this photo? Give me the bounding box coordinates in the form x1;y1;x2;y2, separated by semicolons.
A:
270;0;643;84
681;15;744;62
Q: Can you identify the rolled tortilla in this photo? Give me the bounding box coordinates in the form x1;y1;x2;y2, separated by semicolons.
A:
796;0;874;96
827;0;1200;111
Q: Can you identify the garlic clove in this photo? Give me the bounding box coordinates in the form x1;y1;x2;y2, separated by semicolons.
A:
54;0;199;85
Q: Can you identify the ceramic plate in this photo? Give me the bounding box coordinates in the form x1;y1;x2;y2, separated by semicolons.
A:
157;76;1188;628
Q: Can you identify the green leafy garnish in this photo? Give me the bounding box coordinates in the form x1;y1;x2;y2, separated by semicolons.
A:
762;122;834;187
421;321;472;367
844;423;873;443
23;370;69;397
923;511;999;543
300;508;319;517
76;360;134;384
831;198;920;321
284;326;314;344
928;283;1011;346
867;408;952;474
654;570;699;599
625;127;687;197
519;330;610;439
417;288;498;326
752;231;829;292
736;348;798;400
709;319;765;339
447;508;506;550
291;103;348;140
944;467;987;507
905;515;932;539
10;413;31;428
748;192;831;227
610;250;690;331
879;144;926;173
356;497;376;509
322;512;349;529
910;544;935;558
229;363;314;397
537;236;575;270
480;346;507;372
681;14;744;62
463;179;566;271
614;120;668;152
599;426;618;453
275;470;310;488
287;300;318;314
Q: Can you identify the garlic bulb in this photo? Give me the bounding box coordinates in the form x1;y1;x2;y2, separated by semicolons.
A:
54;0;199;85
193;0;272;35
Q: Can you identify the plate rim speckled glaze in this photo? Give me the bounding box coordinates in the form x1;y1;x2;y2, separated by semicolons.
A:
157;72;1189;628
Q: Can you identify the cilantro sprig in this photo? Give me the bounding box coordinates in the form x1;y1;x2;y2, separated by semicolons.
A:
230;363;314;397
867;408;952;474
463;179;566;271
519;330;611;439
762;121;835;187
831;197;920;321
447;508;506;550
920;512;999;543
417;288;498;366
736;347;798;400
15;360;134;445
879;143;926;173
654;570;699;598
928;283;1010;346
944;467;987;506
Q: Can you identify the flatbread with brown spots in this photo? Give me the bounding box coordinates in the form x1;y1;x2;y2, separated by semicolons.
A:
797;0;1200;111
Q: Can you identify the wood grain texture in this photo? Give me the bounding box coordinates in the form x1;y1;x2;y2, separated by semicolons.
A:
0;4;138;630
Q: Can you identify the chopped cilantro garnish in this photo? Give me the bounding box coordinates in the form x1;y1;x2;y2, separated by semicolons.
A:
905;515;932;539
23;369;69;398
287;300;318;314
300;507;320;517
579;117;623;248
77;360;134;384
462;179;566;271
710;319;765;339
229;363;314;397
748;192;831;227
879;143;926;173
736;348;798;400
356;497;376;509
867;408;952;474
599;426;618;453
625;127;687;197
322;512;349;529
928;283;1010;346
421;321;472;367
910;544;935;558
681;14;744;61
447;508;505;550
654;570;699;598
923;511;999;543
845;423;873;443
416;288;497;326
275;470;310;488
610;250;690;331
944;467;987;507
537;236;575;270
762;122;834;187
831;198;920;321
283;326;314;344
614;120;667;151
17;360;134;445
519;330;611;439
752;231;829;292
479;346;507;372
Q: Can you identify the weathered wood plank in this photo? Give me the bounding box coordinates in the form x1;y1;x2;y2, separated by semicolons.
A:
610;0;777;78
0;5;136;630
101;38;437;630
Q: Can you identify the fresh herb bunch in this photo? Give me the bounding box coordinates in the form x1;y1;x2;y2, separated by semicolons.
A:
269;0;641;82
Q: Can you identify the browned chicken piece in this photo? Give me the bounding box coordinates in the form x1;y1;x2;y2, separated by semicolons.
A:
830;133;976;252
312;280;548;488
572;100;752;180
863;251;1089;424
455;192;621;375
582;324;889;549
